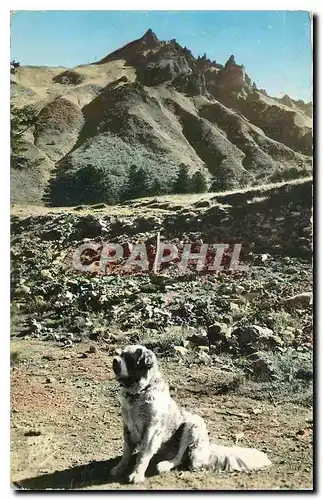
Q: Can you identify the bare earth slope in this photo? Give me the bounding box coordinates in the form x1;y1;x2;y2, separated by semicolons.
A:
10;29;312;205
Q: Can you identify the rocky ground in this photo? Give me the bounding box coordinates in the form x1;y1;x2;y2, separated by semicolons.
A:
10;181;313;490
11;339;313;491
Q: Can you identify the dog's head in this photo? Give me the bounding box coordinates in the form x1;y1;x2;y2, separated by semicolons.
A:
112;345;157;394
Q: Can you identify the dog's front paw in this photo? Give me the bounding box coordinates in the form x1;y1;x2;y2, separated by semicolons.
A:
128;471;145;484
157;460;173;473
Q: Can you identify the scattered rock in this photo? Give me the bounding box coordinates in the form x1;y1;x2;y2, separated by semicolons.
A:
252;408;262;414
282;329;295;343
283;292;312;309
218;284;233;295
234;432;245;444
20;285;31;295
249;352;277;381
40;270;53;279
207;323;230;349
92;203;107;210
197;345;209;352
65;291;74;301
188;333;208;347
42;354;56;361
194;200;211;208
173;346;188;357
24;430;42;437
30;319;42;334
232;325;283;354
229;303;240;315
295;368;313;380
88;332;101;341
197;350;210;363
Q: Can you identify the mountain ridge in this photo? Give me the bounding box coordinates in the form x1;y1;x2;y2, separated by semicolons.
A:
10;29;312;206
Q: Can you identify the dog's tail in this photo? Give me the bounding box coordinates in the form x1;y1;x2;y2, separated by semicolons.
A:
208;443;272;472
183;411;271;473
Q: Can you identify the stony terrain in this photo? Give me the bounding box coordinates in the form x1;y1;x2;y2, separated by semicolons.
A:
11;29;312;206
11;339;313;491
11;178;313;490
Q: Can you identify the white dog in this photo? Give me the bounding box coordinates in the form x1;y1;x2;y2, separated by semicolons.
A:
111;344;271;484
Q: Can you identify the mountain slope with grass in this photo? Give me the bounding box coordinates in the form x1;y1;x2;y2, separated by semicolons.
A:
10;29;312;206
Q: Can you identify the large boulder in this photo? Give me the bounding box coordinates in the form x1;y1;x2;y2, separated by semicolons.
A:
231;325;283;354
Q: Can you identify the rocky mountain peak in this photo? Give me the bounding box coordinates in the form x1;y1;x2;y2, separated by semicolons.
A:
225;54;236;66
94;28;160;65
141;28;159;43
11;29;312;207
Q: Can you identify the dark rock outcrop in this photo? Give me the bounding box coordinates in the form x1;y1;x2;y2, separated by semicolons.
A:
210;54;251;97
52;70;85;85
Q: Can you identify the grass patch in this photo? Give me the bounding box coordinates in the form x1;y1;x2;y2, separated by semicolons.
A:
11;351;22;367
141;326;188;357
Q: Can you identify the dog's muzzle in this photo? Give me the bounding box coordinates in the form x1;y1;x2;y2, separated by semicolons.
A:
113;357;121;376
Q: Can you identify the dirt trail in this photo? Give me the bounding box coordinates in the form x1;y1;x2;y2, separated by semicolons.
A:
11;338;313;491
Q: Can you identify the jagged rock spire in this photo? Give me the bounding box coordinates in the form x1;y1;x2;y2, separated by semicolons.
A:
225;54;236;67
141;28;158;43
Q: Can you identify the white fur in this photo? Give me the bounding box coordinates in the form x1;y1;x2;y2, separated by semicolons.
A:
116;356;129;378
209;445;272;472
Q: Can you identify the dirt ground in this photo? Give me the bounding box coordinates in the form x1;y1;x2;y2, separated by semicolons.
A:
10;338;313;491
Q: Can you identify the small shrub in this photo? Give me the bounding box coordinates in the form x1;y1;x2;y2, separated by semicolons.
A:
123;165;151;200
47;163;121;206
11;351;21;367
142;327;187;357
191;170;208;193
11;104;38;168
173;164;192;194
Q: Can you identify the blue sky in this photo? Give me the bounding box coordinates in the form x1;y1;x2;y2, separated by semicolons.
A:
11;10;312;101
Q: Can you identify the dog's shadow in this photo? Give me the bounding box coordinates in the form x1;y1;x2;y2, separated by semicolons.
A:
14;428;186;490
13;451;180;490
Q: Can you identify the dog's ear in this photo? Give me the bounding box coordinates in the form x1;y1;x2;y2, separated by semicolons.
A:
137;347;154;370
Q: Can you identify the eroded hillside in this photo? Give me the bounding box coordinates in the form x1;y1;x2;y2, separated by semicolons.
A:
11;29;312;206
